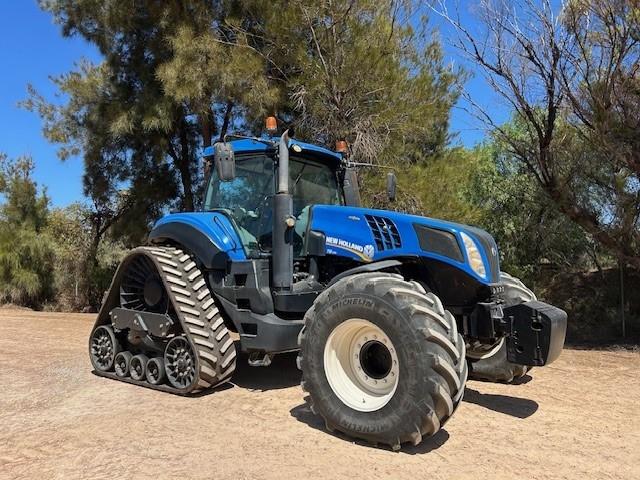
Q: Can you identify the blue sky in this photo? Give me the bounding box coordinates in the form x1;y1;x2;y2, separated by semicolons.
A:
0;2;506;207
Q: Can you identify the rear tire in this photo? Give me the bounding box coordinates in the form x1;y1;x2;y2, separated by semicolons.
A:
468;271;535;383
298;273;467;450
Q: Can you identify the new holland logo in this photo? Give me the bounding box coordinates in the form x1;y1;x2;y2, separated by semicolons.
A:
363;244;375;259
326;236;375;262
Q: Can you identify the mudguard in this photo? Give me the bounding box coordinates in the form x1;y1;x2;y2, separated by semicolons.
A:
148;212;246;269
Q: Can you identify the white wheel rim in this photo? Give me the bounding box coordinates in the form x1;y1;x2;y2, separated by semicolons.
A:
323;319;399;412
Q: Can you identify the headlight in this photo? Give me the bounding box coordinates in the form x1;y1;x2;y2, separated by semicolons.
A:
460;232;487;279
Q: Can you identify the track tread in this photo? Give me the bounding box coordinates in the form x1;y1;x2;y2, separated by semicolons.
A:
91;245;236;394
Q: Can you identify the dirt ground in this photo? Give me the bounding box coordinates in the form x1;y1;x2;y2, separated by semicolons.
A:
0;309;638;480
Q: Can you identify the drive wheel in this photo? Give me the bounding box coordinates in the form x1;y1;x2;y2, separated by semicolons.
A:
298;273;467;450
89;325;121;372
114;351;133;377
130;354;149;381
468;271;535;383
146;357;166;385
165;336;197;391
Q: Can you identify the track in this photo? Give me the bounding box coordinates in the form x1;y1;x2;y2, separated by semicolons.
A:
91;246;236;394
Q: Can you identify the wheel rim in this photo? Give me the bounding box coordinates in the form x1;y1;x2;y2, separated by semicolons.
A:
323;319;399;412
164;337;197;390
90;326;117;371
146;358;164;384
119;255;168;313
130;356;146;380
114;352;130;377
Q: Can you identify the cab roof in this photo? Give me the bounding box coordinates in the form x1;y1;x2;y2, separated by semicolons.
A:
203;137;343;164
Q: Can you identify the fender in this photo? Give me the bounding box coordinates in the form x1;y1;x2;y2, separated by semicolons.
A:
327;259;403;287
148;212;246;269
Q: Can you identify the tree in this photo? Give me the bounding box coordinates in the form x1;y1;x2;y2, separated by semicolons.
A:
468;139;594;283
434;0;640;269
236;0;461;164
0;155;55;307
28;0;280;218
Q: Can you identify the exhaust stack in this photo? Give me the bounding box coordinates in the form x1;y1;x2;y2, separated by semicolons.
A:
272;130;294;291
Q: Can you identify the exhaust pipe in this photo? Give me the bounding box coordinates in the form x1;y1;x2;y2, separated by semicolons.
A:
272;130;293;291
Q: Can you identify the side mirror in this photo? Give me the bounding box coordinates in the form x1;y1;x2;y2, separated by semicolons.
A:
213;142;236;181
386;172;397;202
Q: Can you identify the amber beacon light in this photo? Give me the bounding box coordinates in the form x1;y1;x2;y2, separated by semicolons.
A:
265;116;278;133
335;140;348;153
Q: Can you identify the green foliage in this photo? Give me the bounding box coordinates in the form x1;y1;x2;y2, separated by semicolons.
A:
360;148;485;222
467;142;594;284
0;155;55;307
249;0;460;163
45;203;127;310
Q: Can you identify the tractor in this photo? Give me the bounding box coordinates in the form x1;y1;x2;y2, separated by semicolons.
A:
89;118;567;450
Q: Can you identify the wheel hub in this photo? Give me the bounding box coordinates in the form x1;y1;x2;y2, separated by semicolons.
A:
90;326;118;371
359;340;393;379
164;337;197;389
143;276;164;308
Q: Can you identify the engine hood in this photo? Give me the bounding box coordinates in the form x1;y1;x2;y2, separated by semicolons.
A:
308;205;500;284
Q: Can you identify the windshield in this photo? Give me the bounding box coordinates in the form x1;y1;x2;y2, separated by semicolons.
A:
204;154;342;253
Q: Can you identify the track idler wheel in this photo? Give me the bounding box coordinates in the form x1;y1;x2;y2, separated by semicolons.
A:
115;351;133;377
130;354;149;381
164;336;197;391
90;325;121;372
146;357;166;385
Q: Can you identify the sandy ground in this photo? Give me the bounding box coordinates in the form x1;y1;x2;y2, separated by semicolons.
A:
0;309;638;480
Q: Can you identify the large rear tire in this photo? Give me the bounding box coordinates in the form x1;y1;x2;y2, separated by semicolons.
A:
298;273;467;450
468;271;536;383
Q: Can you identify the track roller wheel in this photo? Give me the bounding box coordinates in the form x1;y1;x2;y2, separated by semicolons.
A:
165;336;197;391
89;325;121;372
146;357;166;385
115;351;133;377
130;354;149;381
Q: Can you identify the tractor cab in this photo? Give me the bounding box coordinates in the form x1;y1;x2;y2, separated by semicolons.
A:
203;138;346;258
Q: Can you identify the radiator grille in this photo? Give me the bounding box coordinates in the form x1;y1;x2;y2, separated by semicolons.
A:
365;215;402;251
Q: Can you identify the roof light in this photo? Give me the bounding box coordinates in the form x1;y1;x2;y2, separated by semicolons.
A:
265;116;278;133
335;140;348;153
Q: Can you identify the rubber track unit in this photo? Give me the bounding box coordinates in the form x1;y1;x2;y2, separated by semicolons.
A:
297;273;468;450
468;271;536;383
90;246;236;395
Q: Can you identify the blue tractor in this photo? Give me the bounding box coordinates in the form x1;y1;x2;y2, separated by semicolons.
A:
89;120;567;449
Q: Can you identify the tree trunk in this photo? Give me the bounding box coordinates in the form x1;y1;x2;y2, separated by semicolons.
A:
219;101;233;142
178;118;194;212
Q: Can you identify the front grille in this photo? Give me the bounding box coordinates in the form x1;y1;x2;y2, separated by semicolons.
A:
413;224;464;262
365;215;402;251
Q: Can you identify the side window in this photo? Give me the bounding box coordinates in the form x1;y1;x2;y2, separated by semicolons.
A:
290;159;340;217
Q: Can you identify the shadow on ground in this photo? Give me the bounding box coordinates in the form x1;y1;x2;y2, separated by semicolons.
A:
463;386;538;418
230;350;301;391
289;402;450;454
